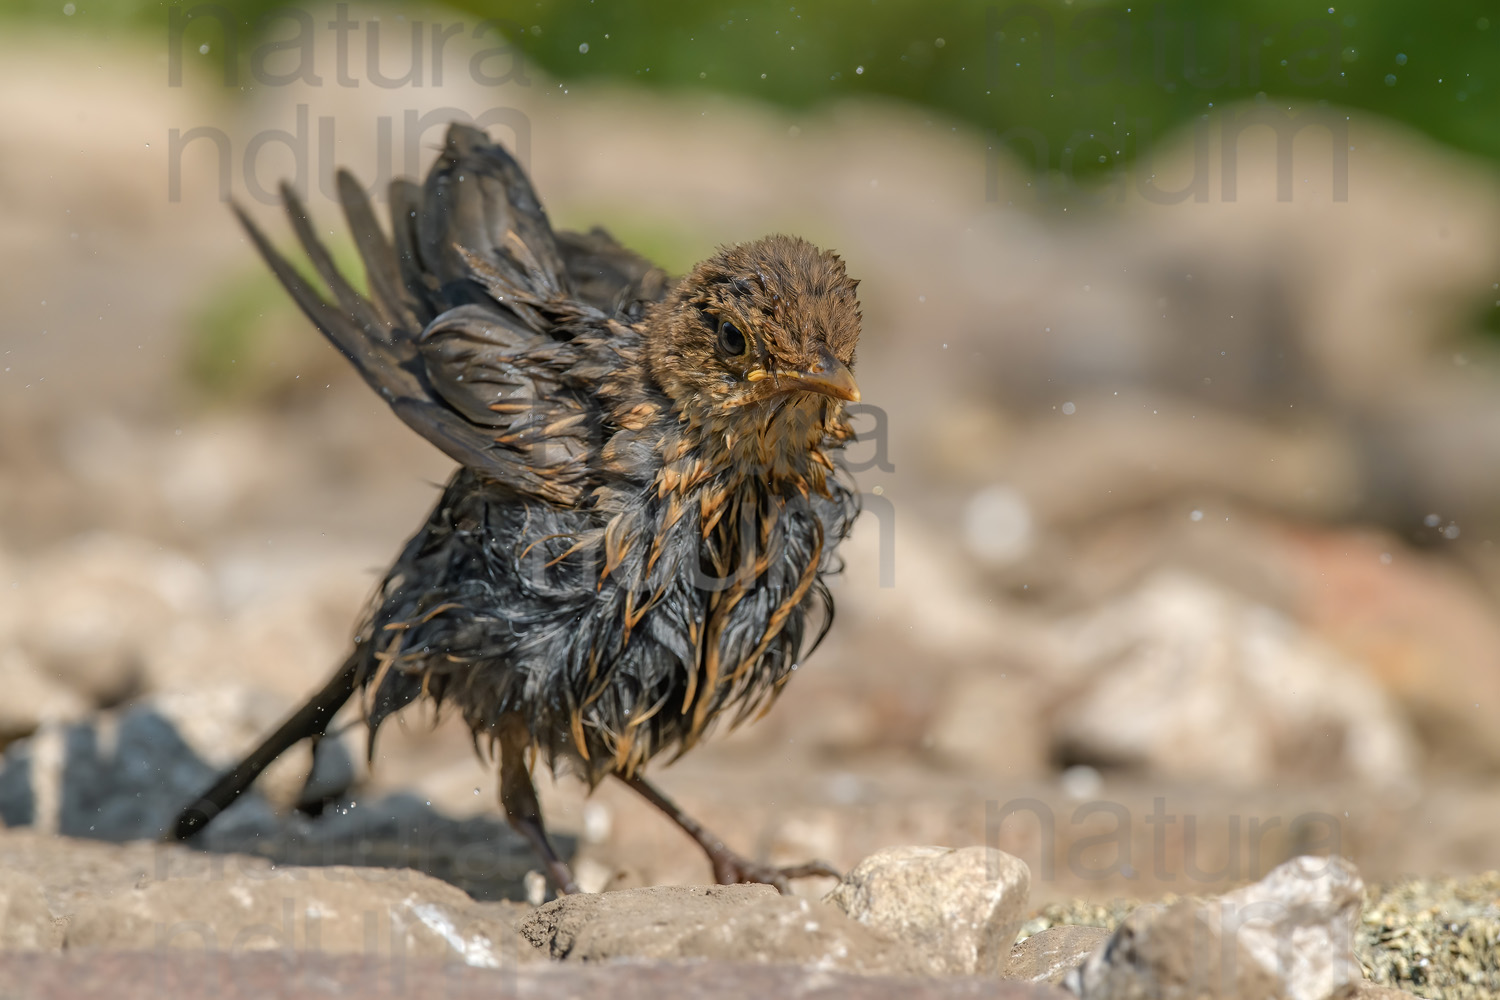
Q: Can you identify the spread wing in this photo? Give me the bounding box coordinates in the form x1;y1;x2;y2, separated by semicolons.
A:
556;227;672;319
235;123;665;507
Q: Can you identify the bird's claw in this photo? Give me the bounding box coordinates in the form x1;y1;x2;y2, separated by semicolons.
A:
711;854;842;894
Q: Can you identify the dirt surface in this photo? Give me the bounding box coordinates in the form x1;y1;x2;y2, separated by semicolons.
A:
0;952;1067;1000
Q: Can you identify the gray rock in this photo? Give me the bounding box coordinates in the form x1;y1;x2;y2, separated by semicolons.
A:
1074;898;1287;999
67;864;538;966
0;694;302;840
0;869;63;951
0;699;549;901
14;533;210;705
0;951;1076;999
1008;925;1111;984
825;845;1031;976
0;647;86;744
1065;855;1366;1000
519;883;914;974
0;830;541;966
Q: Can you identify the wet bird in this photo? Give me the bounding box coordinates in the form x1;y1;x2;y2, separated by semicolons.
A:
171;124;863;894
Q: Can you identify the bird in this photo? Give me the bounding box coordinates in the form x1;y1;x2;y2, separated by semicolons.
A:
170;123;863;896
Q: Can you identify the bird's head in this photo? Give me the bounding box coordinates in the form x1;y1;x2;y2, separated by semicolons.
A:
644;235;861;424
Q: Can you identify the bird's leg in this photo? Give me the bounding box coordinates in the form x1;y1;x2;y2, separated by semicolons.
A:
169;652;361;841
498;715;579;896
617;773;840;894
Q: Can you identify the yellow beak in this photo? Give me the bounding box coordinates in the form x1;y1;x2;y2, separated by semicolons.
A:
776;348;860;403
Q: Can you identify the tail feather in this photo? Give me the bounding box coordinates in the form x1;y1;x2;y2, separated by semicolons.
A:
231;122;604;508
419;124;571;304
387;178;438;315
231;201;421;405
336;169;418;332
280;181;395;341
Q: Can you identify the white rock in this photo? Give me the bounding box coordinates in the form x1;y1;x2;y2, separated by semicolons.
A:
1066;854;1365;1000
825;845;1031;976
1213;855;1365;1000
0;646;88;739
15;533;211;702
1051;571;1419;786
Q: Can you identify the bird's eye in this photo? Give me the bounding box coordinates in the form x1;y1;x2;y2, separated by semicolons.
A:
717;319;747;357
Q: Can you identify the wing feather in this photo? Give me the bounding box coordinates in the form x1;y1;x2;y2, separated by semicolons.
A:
336;169;418;331
233;123;640;508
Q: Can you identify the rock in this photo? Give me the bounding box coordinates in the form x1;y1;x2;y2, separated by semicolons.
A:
1214;855;1364;1000
0;646;87;743
142;686;350;811
1342;986;1423;1000
0;868;63;950
0;689;363;839
140;549;368;703
0;703;545;901
1066;897;1285;1000
1008;925;1111;984
1050;571;1419;787
1358;871;1500;998
1065;855;1365;1000
0;695;286;839
6;530;369;715
67;862;537;966
519;883;913;974
1267;524;1500;774
0;830;542;966
926;670;1049;778
0;950;1075;999
825;845;1031;976
14;533;211;704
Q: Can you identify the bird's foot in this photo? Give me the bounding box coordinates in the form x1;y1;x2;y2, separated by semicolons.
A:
708;850;841;895
545;858;581;897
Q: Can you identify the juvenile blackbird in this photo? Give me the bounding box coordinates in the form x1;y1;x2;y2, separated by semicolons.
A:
171;123;862;895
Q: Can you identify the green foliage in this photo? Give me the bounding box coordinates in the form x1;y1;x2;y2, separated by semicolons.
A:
185;266;284;395
13;0;1494;177
479;0;1495;178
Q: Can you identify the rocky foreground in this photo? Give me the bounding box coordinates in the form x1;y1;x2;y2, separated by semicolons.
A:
1;829;1486;999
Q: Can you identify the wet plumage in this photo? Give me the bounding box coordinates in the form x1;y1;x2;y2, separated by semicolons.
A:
173;123;863;893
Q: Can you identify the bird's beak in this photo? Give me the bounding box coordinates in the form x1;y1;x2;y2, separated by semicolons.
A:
777;348;861;402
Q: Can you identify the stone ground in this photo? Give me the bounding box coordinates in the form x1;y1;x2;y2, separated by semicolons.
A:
3;13;1500;999
1023;873;1500;999
0;953;1064;1000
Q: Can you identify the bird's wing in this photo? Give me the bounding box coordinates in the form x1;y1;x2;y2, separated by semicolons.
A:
236;124;631;507
555;227;672;318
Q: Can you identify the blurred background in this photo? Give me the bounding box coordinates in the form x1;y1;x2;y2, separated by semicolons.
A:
1;0;1499;905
